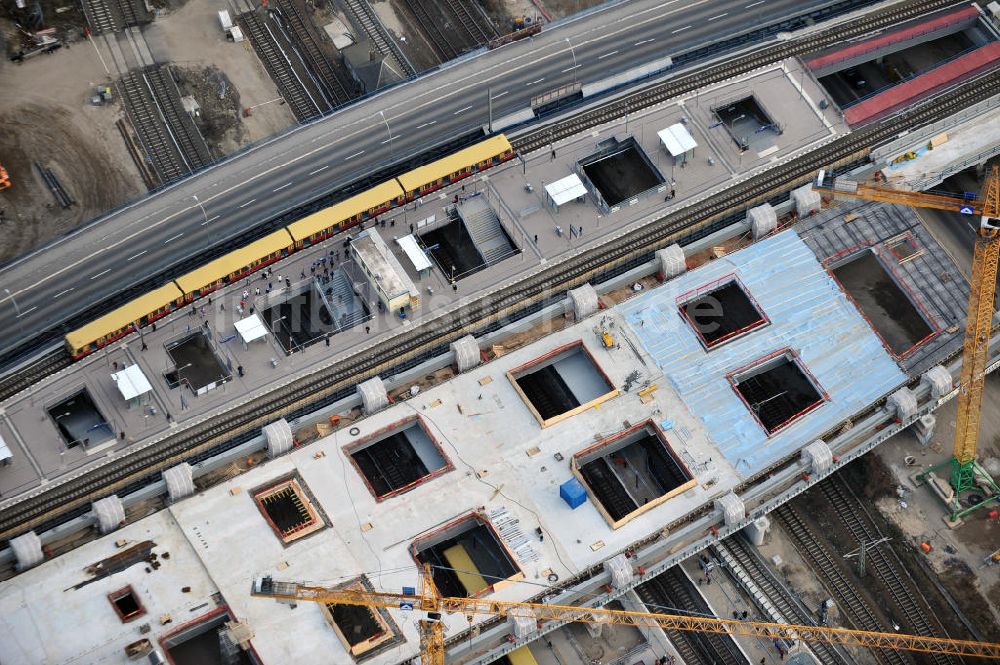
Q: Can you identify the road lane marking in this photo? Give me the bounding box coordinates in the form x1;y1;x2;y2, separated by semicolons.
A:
634;38;655;46
492;90;509;99
381;138;393;144
53;288;74;299
672;25;692;33
453;105;473;115
238;199;256;208
15;306;37;318
562;65;582;73
91;269;111;279
415;121;437;129
527;78;545;86
598;50;619;59
309;165;329;175
272;182;293;192
11;0;715;299
127;250;148;261
344;151;365;161
708;12;728;20
746;1;765;7
164;233;183;244
201;215;221;226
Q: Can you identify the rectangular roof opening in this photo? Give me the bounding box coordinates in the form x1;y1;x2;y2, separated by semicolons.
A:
347;417;452;500
573;421;695;529
729;350;825;435
108;586;145;622
830;248;936;357
253;477;326;545
48;388;114;450
321;577;403;660
412;513;523;598
679;276;768;349
508;341;618;427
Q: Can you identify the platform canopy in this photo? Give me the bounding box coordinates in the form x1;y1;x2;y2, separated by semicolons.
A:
235;314;269;344
0;432;11;464
111;364;153;401
544;173;588;208
396;234;433;273
658;123;698;157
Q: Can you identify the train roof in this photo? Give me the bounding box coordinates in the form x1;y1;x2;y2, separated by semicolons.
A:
396;135;512;192
64;282;183;351
286;180;403;243
174;229;294;294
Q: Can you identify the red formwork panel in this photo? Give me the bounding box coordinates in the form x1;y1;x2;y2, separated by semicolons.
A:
805;5;979;71
844;42;1000;125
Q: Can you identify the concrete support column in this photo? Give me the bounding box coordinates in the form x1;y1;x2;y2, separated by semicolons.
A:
621;589;678;658
93;495;125;534
450;335;482;373
163;462;195;501
715;492;745;527
509;614;536;640
748;203;777;240
263;419;294;458
743;516;770;547
357;376;389;414
10;531;43;570
921;365;953;399
567;283;600;320
888;387;918;422
656;243;686;280
604;553;634;590
913;414;936;446
791;184;821;217
801;439;833;476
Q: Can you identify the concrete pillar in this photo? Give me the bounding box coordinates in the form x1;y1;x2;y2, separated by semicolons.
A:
748;203;777;240
621;590;677;658
585;621;604;639
913;414;936;446
921;365;953;399
888;387;918;422
93;495;125;534
801;439;833;476
163;462;195;501
603;553;633;590
567;283;599;320
10;531;43;570
715;492;745;527
263;419;294;458
450;335;481;373
357;376;389;414
656;243;686;280
791;184;821;217
509;614;536;640
743;515;770;546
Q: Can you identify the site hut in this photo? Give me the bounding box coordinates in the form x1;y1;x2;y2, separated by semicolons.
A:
658;122;698;167
350;228;419;314
543;173;588;213
110;363;154;409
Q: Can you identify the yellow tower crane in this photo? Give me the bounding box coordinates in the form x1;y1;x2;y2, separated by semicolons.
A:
813;164;1000;522
251;566;1000;662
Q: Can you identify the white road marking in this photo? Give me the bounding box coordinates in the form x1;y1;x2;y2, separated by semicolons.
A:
745;1;765;7
381;138;393;144
344;150;365;161
272;182;293;192
309;165;330;175
415;121;437;129
201;215;221;226
90;269;111;280
127;250;148;261
238;199;256;208
15;306;37;318
598;50;619;59
53;288;74;299
672;24;692;33
453;105;473;115
634;38;655;46
164;233;183;244
708;12;728;20
492;90;509;99
562;65;582;73
10;0;714;299
527;78;545;86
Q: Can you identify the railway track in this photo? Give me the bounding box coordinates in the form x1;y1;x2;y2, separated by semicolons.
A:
274;0;354;107
118;69;190;182
144;66;211;170
776;505;912;665
716;537;852;665
239;9;323;122
0;0;993;544
820;476;957;665
405;0;460;62
438;0;497;48
0;349;71;405
81;0;148;34
636;567;749;665
342;0;416;77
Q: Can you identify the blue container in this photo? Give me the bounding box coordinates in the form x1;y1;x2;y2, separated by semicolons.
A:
560;477;587;509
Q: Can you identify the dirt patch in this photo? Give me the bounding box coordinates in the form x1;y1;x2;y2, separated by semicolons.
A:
0;1;86;44
172;65;245;158
381;0;441;71
533;0;604;20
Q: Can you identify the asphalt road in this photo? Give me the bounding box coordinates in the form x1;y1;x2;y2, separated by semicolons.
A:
0;0;880;358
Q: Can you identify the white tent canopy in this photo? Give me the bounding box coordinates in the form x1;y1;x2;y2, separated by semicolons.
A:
396;234;432;273
658;123;698;157
235;314;269;344
111;364;153;401
544;174;588;208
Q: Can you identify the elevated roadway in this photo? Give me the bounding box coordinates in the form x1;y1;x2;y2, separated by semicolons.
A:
0;0;909;362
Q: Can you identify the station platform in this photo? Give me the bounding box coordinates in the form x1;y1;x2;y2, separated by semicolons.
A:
0;58;844;506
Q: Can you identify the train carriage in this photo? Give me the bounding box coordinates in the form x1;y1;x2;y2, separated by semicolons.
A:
396;135;514;201
65;283;184;359
286;180;404;248
174;229;295;301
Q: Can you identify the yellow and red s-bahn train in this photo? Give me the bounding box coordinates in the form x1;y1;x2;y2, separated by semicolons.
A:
65;135;515;360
